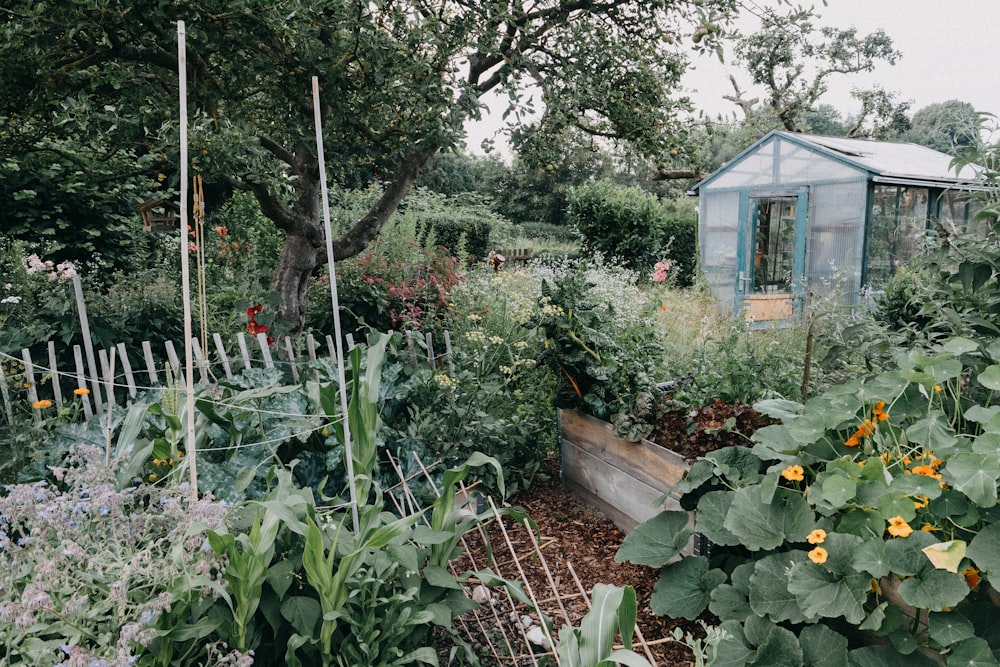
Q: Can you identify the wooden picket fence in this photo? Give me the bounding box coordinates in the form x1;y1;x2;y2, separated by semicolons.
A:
0;328;457;426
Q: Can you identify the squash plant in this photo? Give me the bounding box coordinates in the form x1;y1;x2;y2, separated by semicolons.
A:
618;337;1000;665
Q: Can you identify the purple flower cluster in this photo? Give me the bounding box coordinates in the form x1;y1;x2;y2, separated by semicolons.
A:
0;445;230;665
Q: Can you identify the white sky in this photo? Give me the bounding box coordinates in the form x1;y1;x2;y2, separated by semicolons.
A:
466;0;1000;155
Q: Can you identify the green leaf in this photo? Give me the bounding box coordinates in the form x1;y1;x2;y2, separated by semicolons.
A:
943;453;999;508
946;637;999;667
749;623;803;667
650;557;726;620
787;561;869;624
281;596;321;637
927;611;975;647
615;510;693;567
849;644;939;667
266;558;298;599
906;413;959;451
940;337;979;355
886;530;939;576
709;584;752;622
966;523;1000;573
896;570;970;611
748;552;809;624
978;364;1000;390
799;623;849;667
724;486;814;551
819;474;857;508
424;564;462;589
694;491;740;547
852;538;891;578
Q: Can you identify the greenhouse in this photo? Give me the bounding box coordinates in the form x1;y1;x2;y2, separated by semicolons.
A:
691;130;984;321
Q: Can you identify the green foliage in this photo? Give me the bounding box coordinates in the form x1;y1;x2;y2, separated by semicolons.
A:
619;341;1000;664
567;181;666;274
307;244;462;336
529;267;664;421
406;188;498;262
902;100;981;156
659;215;698;288
556;584;652;667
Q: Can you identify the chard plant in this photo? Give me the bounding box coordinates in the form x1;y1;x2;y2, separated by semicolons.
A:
618;337;1000;666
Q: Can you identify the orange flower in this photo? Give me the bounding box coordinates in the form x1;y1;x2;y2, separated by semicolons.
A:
911;465;941;479
913;496;929;509
887;516;913;538
73;387;90;396
807;529;827;544
845;434;860;447
32;399;53;409
921;523;935;532
781;465;805;482
808;547;828;564
963;566;980;589
934;384;943;393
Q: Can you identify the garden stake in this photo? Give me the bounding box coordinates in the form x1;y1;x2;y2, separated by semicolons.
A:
177;20;198;500
312;75;359;531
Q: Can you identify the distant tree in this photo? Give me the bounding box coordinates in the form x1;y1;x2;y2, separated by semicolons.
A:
496;126;617;227
416;151;509;199
902;100;981;155
728;7;908;137
800;104;848;136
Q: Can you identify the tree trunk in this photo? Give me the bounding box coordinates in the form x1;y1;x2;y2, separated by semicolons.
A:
265;146;438;334
270;229;321;334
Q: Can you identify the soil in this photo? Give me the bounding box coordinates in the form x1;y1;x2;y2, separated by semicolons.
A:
457;453;711;666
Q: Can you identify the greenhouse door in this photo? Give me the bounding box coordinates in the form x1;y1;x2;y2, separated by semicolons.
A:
737;189;808;321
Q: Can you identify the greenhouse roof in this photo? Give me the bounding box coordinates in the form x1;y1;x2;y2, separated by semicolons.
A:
691;130;985;193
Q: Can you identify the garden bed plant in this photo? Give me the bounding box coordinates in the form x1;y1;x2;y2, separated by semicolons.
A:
617;337;1000;665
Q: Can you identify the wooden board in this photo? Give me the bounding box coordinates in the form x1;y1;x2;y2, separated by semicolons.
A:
743;294;793;321
559;409;697;553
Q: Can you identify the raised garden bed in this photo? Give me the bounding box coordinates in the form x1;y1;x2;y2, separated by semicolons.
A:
558;408;691;537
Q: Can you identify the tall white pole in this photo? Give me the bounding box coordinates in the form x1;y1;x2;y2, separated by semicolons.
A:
312;76;359;531
178;21;199;500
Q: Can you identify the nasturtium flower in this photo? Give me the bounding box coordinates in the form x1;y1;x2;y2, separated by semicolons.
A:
32;399;53;409
964;566;980;589
807;529;827;545
934;384;943;393
911;465;941;479
781;465;805;482
73;387;90;396
887;516;913;538
808;547;828;564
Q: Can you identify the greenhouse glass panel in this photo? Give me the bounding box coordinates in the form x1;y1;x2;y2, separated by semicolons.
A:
777;139;864;183
867;185;931;287
700;190;740;301
806;181;866;299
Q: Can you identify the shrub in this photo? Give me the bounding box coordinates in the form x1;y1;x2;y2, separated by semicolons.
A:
567;180;665;274
306;244;462;336
659;216;698;287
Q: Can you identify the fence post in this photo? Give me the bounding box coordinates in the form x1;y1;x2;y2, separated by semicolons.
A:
72;273;103;416
48;340;64;412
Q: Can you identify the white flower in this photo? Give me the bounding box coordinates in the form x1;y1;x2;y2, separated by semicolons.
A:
1;296;21;304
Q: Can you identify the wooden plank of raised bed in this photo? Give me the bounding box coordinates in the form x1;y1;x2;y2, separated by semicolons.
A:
559;409;688;493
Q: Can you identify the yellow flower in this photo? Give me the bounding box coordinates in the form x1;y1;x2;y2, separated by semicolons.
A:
781;465;805;482
73;387;90;396
921;523;935;532
32;399;53;409
148;474;158;483
808;547;828;564
175;450;184;458
887;516;913;538
934;384;943;393
807;529;827;545
913;496;929;509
